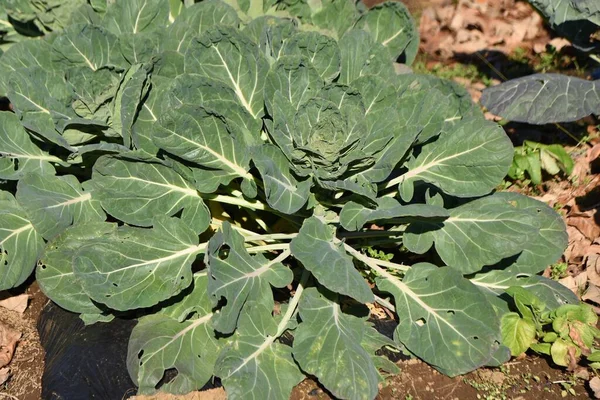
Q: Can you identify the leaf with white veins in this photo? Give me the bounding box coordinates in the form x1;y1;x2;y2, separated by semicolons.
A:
74;217;201;311
404;194;540;274
0;191;45;290
102;0;169;35
37;222;117;315
340;197;449;231
0;112;59;180
216;301;303;400
399;118;513;201
91;156;210;234
185;26;269;119
16;174;105;240
293;288;379;400
127;273;220;395
290;217;373;304
252;144;311;214
355;2;419;64
377;264;502;376
153;104;253;192
206;222;293;334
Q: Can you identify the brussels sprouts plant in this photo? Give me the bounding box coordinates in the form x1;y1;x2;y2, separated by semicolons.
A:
0;1;577;399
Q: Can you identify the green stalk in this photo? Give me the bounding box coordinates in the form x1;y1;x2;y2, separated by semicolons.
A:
246;243;290;253
204;193;268;211
275;269;310;337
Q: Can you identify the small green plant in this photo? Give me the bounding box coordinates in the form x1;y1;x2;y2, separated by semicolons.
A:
535;46;562;73
550;262;568;281
509;141;574;185
414;61;494;86
501;287;600;369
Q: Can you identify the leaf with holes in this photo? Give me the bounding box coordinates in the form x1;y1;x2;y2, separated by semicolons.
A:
293;287;379;400
377;264;503;376
37;222;116;315
127;273;220;395
0;112;60;180
205;222;293;334
216;301;304;400
0;191;45;290
16;173;105;240
74;217;201;311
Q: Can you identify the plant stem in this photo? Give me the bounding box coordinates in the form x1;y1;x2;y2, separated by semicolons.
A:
246;243;290;253
370;258;409;271
243;233;297;242
268;249;292;265
275;269;310;337
374;295;396;313
339;230;404;239
205;193;268;211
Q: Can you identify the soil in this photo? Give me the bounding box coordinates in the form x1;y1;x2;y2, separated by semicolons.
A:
286;354;593;400
0;279;47;400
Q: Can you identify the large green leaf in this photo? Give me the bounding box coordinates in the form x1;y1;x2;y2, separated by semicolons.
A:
74;217;201;311
399;118;513;201
153;104;253;193
470;270;578;310
481;74;600;124
354;1;419;64
119;32;161;66
4;0;85;34
309;0;358;39
37;222;116;315
68;66;121;126
377;264;502;376
404;194;540;274
264;55;323;114
167;74;261;146
111;64;152;148
0;191;44;290
293;288;379;400
281;31;341;83
480;192;568;274
0;39;55;91
185;25;269;119
52;24;125;70
91;156;210;234
339;197;449;231
164;0;239;54
6;67;75;149
131;75;170;155
338;29;395;85
252;144;311;214
16;173;105;240
216;301;303;400
290;217;373;304
127;273;220;395
206;222;293;334
0;111;59;180
102;0;170;35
